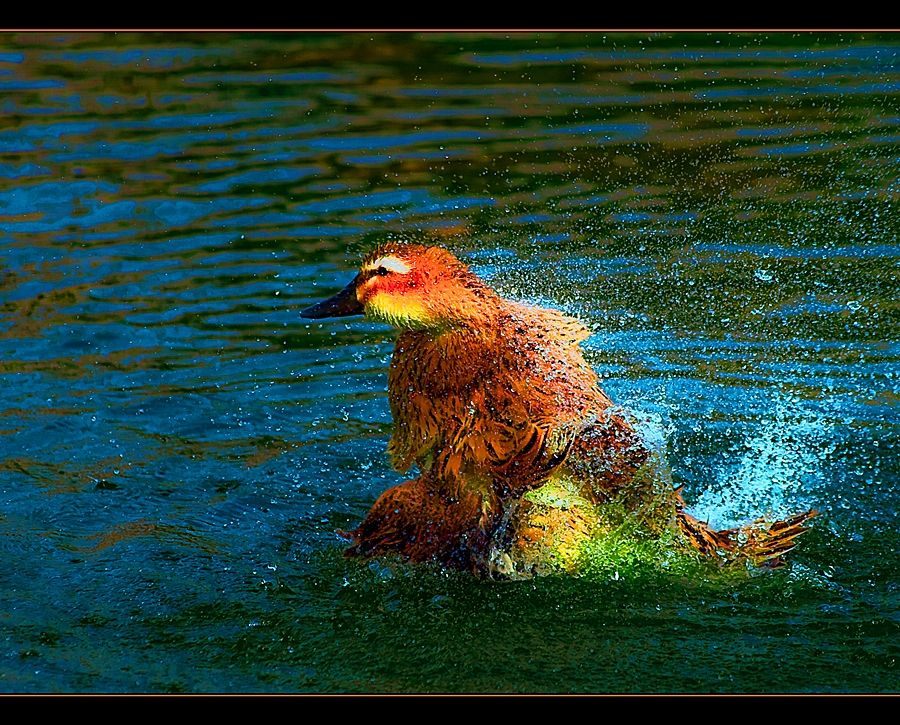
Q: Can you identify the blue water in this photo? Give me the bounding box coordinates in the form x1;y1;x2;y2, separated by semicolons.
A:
0;31;897;693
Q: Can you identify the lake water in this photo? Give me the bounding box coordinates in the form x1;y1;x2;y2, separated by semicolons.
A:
0;31;897;693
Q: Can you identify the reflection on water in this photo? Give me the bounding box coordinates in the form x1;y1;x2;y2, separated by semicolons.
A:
0;32;897;693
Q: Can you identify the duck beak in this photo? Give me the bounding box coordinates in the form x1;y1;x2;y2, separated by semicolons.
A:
300;276;364;319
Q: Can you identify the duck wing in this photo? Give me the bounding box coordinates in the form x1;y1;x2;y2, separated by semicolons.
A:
386;301;646;502
437;303;614;496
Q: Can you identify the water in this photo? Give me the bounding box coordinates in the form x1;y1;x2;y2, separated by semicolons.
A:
0;31;897;693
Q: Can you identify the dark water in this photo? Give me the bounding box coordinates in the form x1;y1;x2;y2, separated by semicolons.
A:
0;31;897;693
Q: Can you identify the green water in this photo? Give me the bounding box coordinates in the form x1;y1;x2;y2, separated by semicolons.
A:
0;31;897;693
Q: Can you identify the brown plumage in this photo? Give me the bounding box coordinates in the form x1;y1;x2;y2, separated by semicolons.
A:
302;243;816;576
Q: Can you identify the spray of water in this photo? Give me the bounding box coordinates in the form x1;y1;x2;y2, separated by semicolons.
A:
692;392;833;531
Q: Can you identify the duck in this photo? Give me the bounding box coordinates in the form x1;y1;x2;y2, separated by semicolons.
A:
301;242;815;578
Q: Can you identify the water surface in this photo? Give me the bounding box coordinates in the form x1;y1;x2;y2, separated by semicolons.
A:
0;31;897;693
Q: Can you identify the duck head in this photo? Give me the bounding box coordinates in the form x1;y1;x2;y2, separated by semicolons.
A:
301;243;499;331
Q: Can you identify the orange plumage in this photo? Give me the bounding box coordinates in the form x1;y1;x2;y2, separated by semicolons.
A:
302;242;816;576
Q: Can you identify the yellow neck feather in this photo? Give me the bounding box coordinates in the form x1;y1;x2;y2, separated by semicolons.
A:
365;292;436;330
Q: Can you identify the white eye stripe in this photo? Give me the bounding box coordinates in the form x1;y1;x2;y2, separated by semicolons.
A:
363;256;410;275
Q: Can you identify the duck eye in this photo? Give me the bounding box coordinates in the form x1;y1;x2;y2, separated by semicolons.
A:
375;266;390;277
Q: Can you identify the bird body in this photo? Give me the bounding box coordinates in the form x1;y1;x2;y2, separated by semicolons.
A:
302;243;815;577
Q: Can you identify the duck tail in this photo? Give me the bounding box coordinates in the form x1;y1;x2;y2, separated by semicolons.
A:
676;508;817;567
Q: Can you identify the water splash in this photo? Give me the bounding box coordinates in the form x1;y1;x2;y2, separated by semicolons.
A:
693;393;834;530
